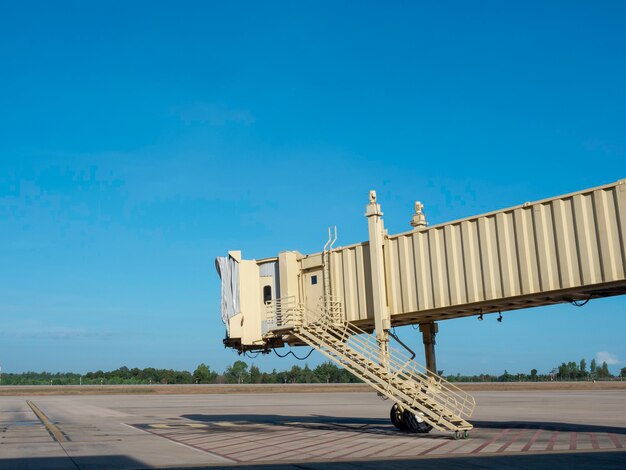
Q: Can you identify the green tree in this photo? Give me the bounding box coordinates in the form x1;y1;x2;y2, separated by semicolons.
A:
499;370;513;382
193;363;217;384
620;367;626;378
287;365;302;383
249;365;262;384
314;362;344;383
300;364;318;383
579;359;587;376
224;361;249;384
558;361;578;380
530;369;538;381
262;369;278;383
597;361;611;379
590;358;597;376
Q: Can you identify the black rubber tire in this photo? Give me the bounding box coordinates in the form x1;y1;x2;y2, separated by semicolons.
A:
390;404;408;431
402;410;433;434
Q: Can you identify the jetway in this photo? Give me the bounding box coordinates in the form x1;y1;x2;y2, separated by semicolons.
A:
215;179;626;436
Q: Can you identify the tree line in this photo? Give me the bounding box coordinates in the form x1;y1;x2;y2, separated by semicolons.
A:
1;359;624;386
0;361;359;386
444;358;623;382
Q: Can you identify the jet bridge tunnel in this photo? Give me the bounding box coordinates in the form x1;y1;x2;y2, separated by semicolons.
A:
216;179;626;373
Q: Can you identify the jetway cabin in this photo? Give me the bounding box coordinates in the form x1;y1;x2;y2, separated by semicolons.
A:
215;179;626;436
217;179;626;352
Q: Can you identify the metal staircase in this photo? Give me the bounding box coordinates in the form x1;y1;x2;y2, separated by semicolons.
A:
265;297;476;438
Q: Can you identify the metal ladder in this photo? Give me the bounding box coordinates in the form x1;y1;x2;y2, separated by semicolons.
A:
269;298;475;436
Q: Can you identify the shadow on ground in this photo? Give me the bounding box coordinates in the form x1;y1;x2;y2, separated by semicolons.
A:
0;455;146;470
182;414;626;437
182;413;388;425
1;451;624;470
192;451;626;469
180;413;407;437
471;420;626;435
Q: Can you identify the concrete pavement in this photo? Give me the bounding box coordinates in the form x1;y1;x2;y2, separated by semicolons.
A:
1;390;624;469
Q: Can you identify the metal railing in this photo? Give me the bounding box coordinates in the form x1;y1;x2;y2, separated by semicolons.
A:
265;296;475;426
301;300;474;421
265;296;303;330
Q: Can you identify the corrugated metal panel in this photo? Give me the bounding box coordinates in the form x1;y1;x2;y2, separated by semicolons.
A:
326;180;626;322
259;262;276;277
316;245;374;322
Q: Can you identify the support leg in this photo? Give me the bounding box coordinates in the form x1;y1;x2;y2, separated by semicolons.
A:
419;321;438;375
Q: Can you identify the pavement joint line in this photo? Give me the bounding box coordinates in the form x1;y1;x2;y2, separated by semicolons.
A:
521;428;544;451
124;423;239;463
255;430;366;460
220;429;352;452
607;433;624;449
325;440;383;460
26;400;68;443
417;438;453;456
590;432;600;450
210;428;333;452
496;427;529;453
358;437;414;459
546;429;559;451
470;427;512;454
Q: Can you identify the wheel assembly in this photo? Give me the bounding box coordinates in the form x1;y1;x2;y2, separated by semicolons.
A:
402;409;433;433
389;404;433;434
390;403;408;431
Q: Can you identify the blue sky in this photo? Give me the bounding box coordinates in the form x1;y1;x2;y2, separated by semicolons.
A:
1;1;624;376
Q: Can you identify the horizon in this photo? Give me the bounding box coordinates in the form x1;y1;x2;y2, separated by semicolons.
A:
1;1;625;375
2;355;620;379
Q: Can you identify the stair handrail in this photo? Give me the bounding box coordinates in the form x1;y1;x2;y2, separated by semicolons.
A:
268;296;475;420
302;301;475;418
340;322;475;417
295;320;469;429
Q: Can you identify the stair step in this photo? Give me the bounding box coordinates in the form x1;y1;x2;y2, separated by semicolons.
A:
293;323;474;432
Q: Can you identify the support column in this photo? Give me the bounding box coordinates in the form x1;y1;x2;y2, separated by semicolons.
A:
365;190;390;363
365;190;390;343
419;321;438;375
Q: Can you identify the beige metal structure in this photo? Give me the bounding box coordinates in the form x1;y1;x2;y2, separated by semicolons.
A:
215;179;626;436
265;296;475;435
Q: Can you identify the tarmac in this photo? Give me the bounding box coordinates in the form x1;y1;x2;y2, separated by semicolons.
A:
1;389;625;469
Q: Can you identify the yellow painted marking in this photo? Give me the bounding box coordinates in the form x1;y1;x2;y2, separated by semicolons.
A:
27;400;67;443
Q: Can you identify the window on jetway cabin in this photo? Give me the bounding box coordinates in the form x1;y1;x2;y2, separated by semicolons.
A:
311;275;318;285
263;285;272;304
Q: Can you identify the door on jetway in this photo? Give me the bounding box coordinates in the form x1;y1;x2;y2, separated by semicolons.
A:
304;268;324;314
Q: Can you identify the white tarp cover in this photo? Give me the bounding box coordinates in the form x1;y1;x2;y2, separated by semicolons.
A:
215;255;240;332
